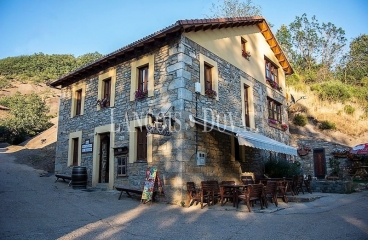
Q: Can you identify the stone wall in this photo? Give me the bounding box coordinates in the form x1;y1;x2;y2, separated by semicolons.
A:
54;34;295;204
311;180;353;194
294;139;351;178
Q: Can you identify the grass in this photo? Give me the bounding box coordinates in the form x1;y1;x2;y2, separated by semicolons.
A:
287;86;368;136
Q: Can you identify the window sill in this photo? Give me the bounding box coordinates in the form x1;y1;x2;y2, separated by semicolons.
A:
268;122;287;131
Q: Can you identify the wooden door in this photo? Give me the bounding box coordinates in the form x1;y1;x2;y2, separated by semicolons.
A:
313;148;326;179
99;134;110;183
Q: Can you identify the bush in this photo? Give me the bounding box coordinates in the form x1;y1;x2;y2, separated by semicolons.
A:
310;81;351;102
344;105;355;115
264;158;301;178
293;114;308;126
319;120;336;130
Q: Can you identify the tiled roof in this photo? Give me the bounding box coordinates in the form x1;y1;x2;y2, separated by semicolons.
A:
49;16;292;87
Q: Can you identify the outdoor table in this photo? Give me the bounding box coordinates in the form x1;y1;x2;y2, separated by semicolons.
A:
219;184;247;207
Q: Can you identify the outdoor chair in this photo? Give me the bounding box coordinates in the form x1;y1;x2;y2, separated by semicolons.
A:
200;181;220;209
237;184;265;212
293;175;305;195
220;180;235;206
303;175;313;194
264;181;278;207
186;182;201;207
276;179;289;203
241;176;254;185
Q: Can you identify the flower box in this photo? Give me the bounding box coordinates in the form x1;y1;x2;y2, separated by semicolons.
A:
97;98;110;108
135;89;148;100
266;79;282;92
205;89;217;99
242;50;251;59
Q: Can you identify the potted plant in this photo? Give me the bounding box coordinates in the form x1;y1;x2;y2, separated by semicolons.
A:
266;79;282;92
135;89;148;100
205;89;217;99
242;50;251;60
96;97;109;108
281;123;288;131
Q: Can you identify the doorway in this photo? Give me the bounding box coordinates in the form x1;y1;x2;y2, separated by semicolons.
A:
313;148;326;179
99;133;110;183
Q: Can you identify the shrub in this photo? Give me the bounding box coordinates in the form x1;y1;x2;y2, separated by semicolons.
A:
293;114;308;126
264;158;301;178
319;120;336;130
344;105;355;115
310;81;351;102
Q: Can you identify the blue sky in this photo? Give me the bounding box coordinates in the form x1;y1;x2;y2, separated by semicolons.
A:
0;0;367;59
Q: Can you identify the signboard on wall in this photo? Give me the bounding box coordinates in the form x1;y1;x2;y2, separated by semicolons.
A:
81;139;93;153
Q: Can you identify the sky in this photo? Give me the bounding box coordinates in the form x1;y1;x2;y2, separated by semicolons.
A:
0;0;367;59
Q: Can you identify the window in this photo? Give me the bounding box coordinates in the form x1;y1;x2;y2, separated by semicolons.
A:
267;97;282;123
136;127;147;161
68;131;82;166
241;37;250;58
71;82;86;117
244;85;250;128
204;63;212;92
98;69;116;109
72;138;79;166
138;65;148;92
103;78;111;103
117;155;127;176
240;77;255;129
75;89;82;116
199;53;218;100
130;55;154;101
265;58;278;83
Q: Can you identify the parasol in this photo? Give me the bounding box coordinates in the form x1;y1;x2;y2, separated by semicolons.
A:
349;143;368;155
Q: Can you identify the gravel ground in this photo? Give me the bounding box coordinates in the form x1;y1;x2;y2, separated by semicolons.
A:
1;147;368;240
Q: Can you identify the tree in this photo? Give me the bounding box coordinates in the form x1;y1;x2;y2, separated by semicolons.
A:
340;34;368;85
0;92;52;143
276;14;346;81
208;0;261;18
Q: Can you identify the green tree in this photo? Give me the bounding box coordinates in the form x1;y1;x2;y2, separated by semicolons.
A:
0;92;52;143
339;34;368;85
208;0;261;18
276;14;346;81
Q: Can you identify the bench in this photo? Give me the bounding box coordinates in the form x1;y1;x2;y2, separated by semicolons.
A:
115;185;143;200
55;174;72;186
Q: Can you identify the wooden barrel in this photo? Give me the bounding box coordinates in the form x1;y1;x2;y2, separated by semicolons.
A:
72;166;87;189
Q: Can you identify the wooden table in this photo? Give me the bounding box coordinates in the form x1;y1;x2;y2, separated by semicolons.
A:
220;184;247;207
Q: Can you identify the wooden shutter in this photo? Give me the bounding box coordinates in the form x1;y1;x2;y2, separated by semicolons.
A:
75;90;82;116
137;127;147;161
244;85;250;127
103;78;111;101
204;64;212;91
72;138;79;166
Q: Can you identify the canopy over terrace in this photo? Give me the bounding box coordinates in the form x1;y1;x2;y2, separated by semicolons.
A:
189;115;297;156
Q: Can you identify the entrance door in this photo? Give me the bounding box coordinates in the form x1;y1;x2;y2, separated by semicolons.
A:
313;148;326;179
99;134;110;183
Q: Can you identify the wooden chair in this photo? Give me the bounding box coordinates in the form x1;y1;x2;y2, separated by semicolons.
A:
186;182;200;207
276;180;289;203
237;184;265;212
220;181;235;206
200;181;220;209
264;181;278;207
241;176;254;186
303;175;313;194
293;175;305;195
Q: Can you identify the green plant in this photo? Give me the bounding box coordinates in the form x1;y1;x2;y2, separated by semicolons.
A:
264;158;301;178
319;120;336;130
344;105;355;115
180;201;185;207
328;157;340;176
293;114;308;126
310;81;351;102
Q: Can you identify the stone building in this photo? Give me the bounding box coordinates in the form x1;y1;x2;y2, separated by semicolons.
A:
49;17;297;204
